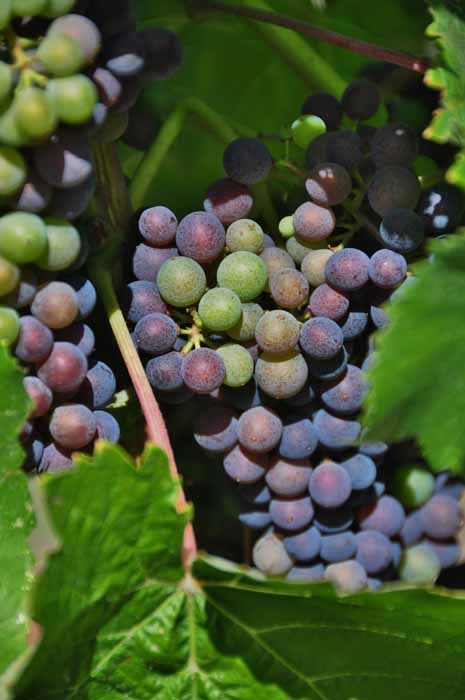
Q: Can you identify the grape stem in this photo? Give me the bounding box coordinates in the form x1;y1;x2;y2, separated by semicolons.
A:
190;0;429;74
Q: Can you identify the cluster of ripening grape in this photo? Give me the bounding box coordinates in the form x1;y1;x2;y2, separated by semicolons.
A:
124;77;465;590
0;1;182;470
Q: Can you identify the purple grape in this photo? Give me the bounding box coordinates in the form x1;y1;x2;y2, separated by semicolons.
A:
146;352;184;393
399;510;424;546
358;495;405;536
420;495;462;540
305;163;352;206
138;206;178;246
370;123;418;167
38;443;73;473
293;201;335;242
321;365;368;415
182;348;225;394
139;26;183;80
270;496;314;531
286;563;325;582
309;461;352;508
239;510;272;529
313;410;361;451
55;323;95;356
79;361;116;409
301;92;342;130
3;267;38;309
121;280;167;323
367;167;420;218
133;313;178;355
321;531;356;563
94;410;121;443
309;284;349;321
324;248;370;292
341;311;368;341
370;305;389;330
355;530;393;574
283;526;321;561
379;208;425;253
194;405;238;453
307;347;348;382
279;417;318;460
369;249;407;289
237;406;282;453
265;456;312;497
15;316;53;364
418;183;465;235
50;403;97;450
23;376;52;418
62;275;97;320
223;137;272;185
176;212;225;264
341;453;376;490
203;178;253;225
132;244;178;282
342;79;380;121
223;445;268;484
300;317;344;360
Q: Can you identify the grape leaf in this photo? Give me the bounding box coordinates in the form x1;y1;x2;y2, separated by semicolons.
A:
424;1;465;188
0;348;34;698
14;436;465;700
364;235;465;473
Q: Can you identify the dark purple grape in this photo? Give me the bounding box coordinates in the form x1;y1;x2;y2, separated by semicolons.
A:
370;305;389;329
38;342;88;395
223;444;268;484
293;202;335;242
182;348;225;394
418;183;465;235
369;249;407;288
223;379;262;411
94;410;121;443
301;92;342;130
138;206;177;246
133;244;178;282
300;317;343;360
327;130;363;171
313;504;354;534
379;208;424;253
341;453;376;490
121;280;167;323
367;166;420;217
105;31;146;77
309;284;349;321
241;482;271;506
34;130;93;190
370;123;419;167
237;406;282;453
176;212;225;265
133;313;178;355
23;376;52;418
38;443;73;473
420;494;462;539
139;27;183;81
270;496;314;531
193;405;238;453
309;461;351;508
286;563;325;582
50;403;97;450
239;510;272;529
324;248;370;292
146;352;184;393
15;316;53;364
279;417;318;460
400;511;424;546
62;275;97;320
91;66;122;107
203;178;253;225
283;526;321;561
321;365;368;415
122;108;160;150
358;495;405;536
223;137;272;185
55;323;95;356
342;79;380;121
355;530;393;574
313;409;361;451
305;163;352;206
321;531;356;563
265;456;312;497
307;347;348;383
49;177;96;221
341;311;368;341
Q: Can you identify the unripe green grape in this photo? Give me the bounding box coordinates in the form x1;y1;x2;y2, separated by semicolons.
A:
0;107;28;148
38;33;85;77
227;302;264;342
278;216;295;238
14;88;57;140
0;1;11;30
47;75;98;125
0;146;26;197
255;350;308;399
0;306;19;345
0;212;47;264
36;218;81;271
12;0;46;15
217;251;267;302
301;248;334;287
286;236;319;265
0;256;20;296
226;219;264;253
217;343;254;387
399;544;441;584
198;287;242;332
157;257;206;307
361;103;388;128
42;0;75;17
0;63;13;103
391;465;435;508
291;115;326;150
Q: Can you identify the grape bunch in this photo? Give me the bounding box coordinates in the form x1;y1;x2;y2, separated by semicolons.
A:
125;76;464;591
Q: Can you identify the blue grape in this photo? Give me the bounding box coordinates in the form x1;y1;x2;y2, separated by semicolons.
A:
94;410;121;443
240;482;271;506
399;510;424;546
50;403;96;450
324;248;370;292
223;444;268;484
300;317;343;360
341;311;368;341
355;530;393;574
321;365;368;415
313;409;361;450
265;456;312;497
176;211;225;264
279;416;318;460
424;539;459;568
239;510;272;529
133;313;178;355
309;461;352;508
358;495;405;537
194;405;238;453
223;137;272;185
55;323;95;356
359;440;388;460
307;347;348;382
146;352;184;393
61;274;96;320
283;525;321;561
286;564;325;582
269;495;314;531
313;504;354;534
237;406;282;453
420;494;461;540
121;281;167;323
132;244;178;282
80;361;116;408
367;166;420;218
341;453;376;490
321;531;356;563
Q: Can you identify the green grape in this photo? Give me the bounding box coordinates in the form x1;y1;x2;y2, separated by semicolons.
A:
278;216;295;238
0;256;19;296
399;544;441;584
0;1;11;30
217;343;254;387
255;310;300;354
413;155;440;180
47;75;97;125
0;63;13;103
36;218;81;271
291;115;326;150
157;257;206;307
198;287;242;332
0;146;26;197
0;212;47;263
227;302;264;342
255;350;308;399
391;465;435;508
361;103;388;128
286;236;319;265
14;88;57;140
42;0;75;17
301;248;334;287
226;219;264;253
38;33;85;77
12;0;46;14
0;306;19;345
0;106;28;147
217;251;267;302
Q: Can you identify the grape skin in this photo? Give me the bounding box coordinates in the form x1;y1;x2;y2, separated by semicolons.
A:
398;543;441;584
418;183;465;235
379;208;425;253
293;201;335;242
269;495;314;531
80;360;116;409
255;310;300;354
265;456;312;497
139;26;183;81
286;563;325;582
255;350;308;399
182;348;225;394
38;443;73;473
301;92;342;130
307;347;348;383
133;312;178;355
15;315;53;364
283;526;321;561
217;251;268;302
370;123;419;168
368;249;407;288
223;444;268;484
342;79;380;121
313;409;361;451
300;317;343;360
279;416;318;460
324;248;370;292
23;376;52;418
34;129;93;190
341;311;368;341
226;219;264;253
198;287;242;332
342;453;376;490
358;495;405;537
121;281;167;323
325;560;367;593
239;510;272;529
227;303;264;342
270;268;309;309
157;256;206;307
216;343;254;388
55;323;95;356
309;284;349;321
50;403;96;449
420;494;462;540
146;352;184;393
237;406;282;454
367;166;420;217
309;461;352;508
355;530;393;574
321;531;357;563
260;247;295;290
138;206;177;246
176;212;225;265
94;410;121;443
37;341;87;394
194;405;238;453
321;365;368;415
203;178;253;225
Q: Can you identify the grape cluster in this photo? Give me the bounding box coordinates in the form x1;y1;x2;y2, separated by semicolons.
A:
0;2;182;469
125;77;464;591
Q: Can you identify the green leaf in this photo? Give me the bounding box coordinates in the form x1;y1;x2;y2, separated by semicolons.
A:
0;347;34;698
424;2;465;188
364;235;465;473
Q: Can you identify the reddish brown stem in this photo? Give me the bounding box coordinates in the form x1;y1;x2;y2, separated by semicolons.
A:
191;0;429;73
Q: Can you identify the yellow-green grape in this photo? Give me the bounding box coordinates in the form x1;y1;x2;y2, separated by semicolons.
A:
217;343;254;387
157;257;206;307
0;106;29;148
0;1;11;30
14;88;58;140
198;287;242;332
0;306;19;345
47;75;98;125
278;216;295;238
291;115;326;150
226;219;264;253
0;256;20;296
217;251;268;302
227;302;264;342
12;0;46;15
286;236;320;265
399;544;441;584
391;465;435;508
38;32;86;77
0;212;47;264
0;146;27;197
36;218;81;270
0;62;13;103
